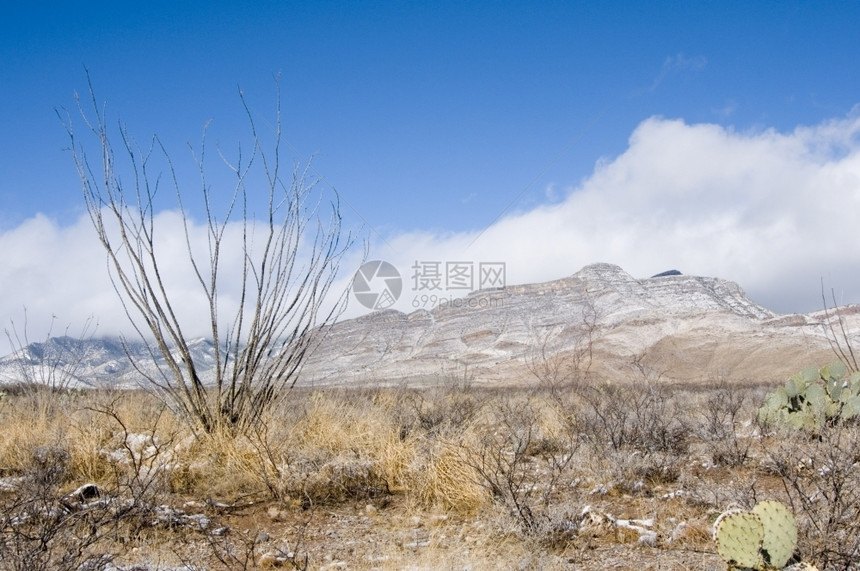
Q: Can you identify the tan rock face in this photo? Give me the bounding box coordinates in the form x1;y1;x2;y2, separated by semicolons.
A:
303;263;856;386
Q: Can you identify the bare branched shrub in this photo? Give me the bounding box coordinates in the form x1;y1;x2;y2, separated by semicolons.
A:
579;382;690;491
526;289;602;394
821;284;859;372
90;400;180;504
697;381;753;467
630;384;690;457
0;443;142;571
628;349;665;383
186;524;309;570
0;390;254;570
526;326;569;395
763;423;860;569
454;395;580;537
580;382;688;455
395;382;481;439
61;74;355;436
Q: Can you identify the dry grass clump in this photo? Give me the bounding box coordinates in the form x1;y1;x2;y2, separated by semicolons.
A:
0;389;76;474
418;442;490;513
243;390;418;505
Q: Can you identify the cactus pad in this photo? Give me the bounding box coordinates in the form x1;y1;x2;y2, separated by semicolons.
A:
715;511;764;569
842;396;860;419
752;500;797;568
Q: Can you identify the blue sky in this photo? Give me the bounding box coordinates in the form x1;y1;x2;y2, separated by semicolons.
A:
2;1;860;350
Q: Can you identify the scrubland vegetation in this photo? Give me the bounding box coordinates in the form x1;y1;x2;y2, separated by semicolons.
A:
2;372;859;570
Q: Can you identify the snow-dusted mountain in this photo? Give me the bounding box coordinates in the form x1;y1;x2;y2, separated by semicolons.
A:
0;335;219;389
1;264;852;388
301;263;846;385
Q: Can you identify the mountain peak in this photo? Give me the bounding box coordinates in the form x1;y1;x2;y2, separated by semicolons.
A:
571;263;633;282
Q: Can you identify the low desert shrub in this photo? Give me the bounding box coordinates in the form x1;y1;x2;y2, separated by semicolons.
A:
697;381;755;467
763;422;860;569
452;394;581;537
579;382;690;455
0;441;154;571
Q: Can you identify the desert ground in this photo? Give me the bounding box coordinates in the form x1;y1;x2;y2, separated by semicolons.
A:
1;369;858;570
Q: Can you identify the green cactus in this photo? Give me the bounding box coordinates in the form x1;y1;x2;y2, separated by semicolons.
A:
714;500;815;570
784;409;817;432
842;395;860;419
823;364;844;401
751;500;797;568
715;511;765;569
758;361;860;432
849;371;860;393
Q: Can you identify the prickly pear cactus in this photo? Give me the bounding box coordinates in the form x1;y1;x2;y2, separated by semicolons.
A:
714;500;809;570
715;511;765;569
758;361;860;432
751;500;797;568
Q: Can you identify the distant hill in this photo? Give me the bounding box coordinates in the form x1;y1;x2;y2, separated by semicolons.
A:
1;264;855;388
301;263;848;385
0;335;218;389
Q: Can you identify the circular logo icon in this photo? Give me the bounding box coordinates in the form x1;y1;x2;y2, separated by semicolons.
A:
353;260;402;310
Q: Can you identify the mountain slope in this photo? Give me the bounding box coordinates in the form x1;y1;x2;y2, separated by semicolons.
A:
301;263;842;385
1;264;852;388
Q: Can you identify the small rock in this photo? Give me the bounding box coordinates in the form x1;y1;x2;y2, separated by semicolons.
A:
267;505;288;521
257;551;295;568
0;477;24;493
69;483;101;502
258;552;284;568
638;531;658;546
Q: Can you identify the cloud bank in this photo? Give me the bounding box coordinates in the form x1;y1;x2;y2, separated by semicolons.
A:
360;110;860;318
3;111;860;354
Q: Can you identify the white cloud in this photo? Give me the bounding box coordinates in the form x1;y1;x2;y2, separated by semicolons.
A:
0;210;347;355
4;110;860;354
0;214;116;350
355;109;860;318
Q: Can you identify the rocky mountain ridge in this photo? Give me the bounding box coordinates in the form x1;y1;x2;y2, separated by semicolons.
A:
1;264;854;388
302;263;844;385
0;336;219;389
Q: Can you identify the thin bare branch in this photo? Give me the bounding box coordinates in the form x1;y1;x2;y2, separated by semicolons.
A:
62;73;357;434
